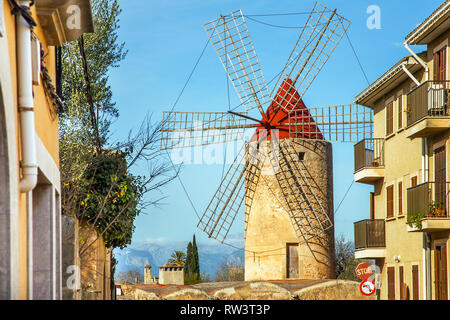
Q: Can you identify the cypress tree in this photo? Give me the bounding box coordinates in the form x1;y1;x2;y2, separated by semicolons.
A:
185;241;192;279
192;234;200;280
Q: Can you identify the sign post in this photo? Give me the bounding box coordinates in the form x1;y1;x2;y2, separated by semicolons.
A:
355;262;376;297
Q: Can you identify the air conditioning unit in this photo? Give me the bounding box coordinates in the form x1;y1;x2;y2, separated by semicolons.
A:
428;83;447;113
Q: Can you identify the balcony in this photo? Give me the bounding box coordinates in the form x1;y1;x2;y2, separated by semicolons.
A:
405;80;450;139
354;219;386;259
407;182;450;232
354;138;385;184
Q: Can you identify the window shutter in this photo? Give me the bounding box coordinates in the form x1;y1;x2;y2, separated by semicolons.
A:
386;102;394;135
387;266;395;300
398;182;403;214
412;265;419;300
387;185;394;218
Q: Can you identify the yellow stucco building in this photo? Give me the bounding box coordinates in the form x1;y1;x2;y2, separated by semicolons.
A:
354;1;450;300
0;0;92;299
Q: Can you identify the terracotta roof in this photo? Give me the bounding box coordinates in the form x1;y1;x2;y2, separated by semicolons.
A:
160;262;184;268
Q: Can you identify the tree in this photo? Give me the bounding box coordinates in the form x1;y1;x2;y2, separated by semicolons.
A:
214;257;244;282
334;234;359;281
115;269;143;284
168;251;186;265
59;0;178;297
185;242;193;279
191;235;200;277
184;235;201;284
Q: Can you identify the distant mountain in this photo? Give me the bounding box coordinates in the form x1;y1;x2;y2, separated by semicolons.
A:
114;234;245;279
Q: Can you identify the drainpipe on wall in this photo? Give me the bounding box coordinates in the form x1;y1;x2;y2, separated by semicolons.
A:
404;41;429;81
16;1;38;193
401;62;421;86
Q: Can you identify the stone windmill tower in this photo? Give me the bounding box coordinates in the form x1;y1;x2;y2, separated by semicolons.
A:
160;2;373;281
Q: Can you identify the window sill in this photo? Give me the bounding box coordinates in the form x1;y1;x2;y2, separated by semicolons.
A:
397;214;405;219
397;128;404;134
386;217;396;222
385;133;395;140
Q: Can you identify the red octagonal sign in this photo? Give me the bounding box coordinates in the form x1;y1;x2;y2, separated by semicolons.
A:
355;262;373;280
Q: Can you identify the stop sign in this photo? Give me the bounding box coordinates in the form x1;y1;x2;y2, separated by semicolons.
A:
355;262;373;280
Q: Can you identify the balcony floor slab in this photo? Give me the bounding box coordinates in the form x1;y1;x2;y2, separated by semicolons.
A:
355;248;386;259
406;117;450;139
354;168;385;184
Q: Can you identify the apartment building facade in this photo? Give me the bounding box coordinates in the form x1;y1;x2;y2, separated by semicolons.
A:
353;1;450;300
0;0;92;299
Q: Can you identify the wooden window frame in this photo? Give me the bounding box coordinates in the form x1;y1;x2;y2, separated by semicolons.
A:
387;266;396;300
386;100;394;136
411;176;418;187
398;181;403;215
411;264;420;300
397;92;403;130
399;265;406;300
434;45;447;81
386;184;394;219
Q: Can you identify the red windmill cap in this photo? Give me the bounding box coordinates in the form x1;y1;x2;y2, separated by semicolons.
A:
251;78;323;142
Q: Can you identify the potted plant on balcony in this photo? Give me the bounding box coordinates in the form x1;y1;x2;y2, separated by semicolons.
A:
428;201;445;217
407;212;426;230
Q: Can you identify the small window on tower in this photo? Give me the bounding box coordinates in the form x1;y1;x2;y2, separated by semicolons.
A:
298;152;305;161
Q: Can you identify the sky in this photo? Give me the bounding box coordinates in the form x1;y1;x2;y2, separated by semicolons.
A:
107;0;443;249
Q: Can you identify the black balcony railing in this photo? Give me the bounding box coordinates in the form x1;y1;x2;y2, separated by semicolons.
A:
407;181;450;219
406;80;450;127
354;219;386;250
354;138;385;172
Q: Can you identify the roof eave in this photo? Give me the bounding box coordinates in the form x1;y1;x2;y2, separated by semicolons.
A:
354;59;421;107
406;1;450;45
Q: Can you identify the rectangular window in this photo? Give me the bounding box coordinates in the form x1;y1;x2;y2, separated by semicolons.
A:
386;101;394;136
398;182;403;215
412;265;419;300
399;266;405;300
387;185;394;218
397;95;403;129
411;176;418;187
434;46;447;81
387;266;395;300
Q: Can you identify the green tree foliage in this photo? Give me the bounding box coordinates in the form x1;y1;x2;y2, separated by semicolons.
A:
60;0;177;254
168;251;186;265
192;235;200;276
334;234;359;281
59;0;126;145
185;242;192;276
184;235;201;284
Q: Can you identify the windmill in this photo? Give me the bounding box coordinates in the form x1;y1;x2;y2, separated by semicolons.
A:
160;2;373;280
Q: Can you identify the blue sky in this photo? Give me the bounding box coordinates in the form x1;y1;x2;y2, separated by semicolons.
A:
108;0;442;249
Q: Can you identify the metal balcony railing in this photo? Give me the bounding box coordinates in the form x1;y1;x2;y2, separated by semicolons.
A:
407;181;450;219
354;219;386;250
354;138;385;172
406;80;450;127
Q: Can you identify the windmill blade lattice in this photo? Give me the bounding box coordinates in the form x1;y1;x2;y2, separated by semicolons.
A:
269;139;333;242
160;111;254;150
286;104;373;143
197;144;265;243
270;2;351;115
204;10;271;115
